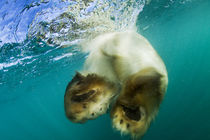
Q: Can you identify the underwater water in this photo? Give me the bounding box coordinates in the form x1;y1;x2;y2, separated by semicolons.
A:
0;0;210;140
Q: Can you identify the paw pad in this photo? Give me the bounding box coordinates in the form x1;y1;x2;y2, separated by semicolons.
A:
127;123;130;128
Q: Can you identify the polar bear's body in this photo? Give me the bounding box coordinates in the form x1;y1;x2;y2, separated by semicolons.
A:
64;31;168;139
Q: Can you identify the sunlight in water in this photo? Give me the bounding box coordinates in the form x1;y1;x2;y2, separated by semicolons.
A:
0;0;210;140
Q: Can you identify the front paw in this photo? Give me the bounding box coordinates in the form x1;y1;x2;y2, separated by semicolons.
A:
110;100;148;139
110;67;167;138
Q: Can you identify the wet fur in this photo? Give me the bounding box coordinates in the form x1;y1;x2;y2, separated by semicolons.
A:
64;73;118;123
111;67;167;138
64;31;168;139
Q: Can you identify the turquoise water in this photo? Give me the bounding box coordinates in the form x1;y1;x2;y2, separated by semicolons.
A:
0;0;210;140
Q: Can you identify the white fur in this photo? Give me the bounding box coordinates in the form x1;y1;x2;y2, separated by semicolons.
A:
81;30;168;86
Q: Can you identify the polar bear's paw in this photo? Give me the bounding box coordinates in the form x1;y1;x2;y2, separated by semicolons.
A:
64;72;117;123
110;98;148;139
110;67;166;139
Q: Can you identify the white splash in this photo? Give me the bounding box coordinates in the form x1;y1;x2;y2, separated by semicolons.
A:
53;52;73;61
0;56;34;70
28;0;146;46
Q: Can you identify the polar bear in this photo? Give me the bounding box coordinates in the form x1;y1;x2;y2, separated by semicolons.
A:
64;31;168;139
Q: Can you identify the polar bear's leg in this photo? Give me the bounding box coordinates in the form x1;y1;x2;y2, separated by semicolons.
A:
110;67;167;139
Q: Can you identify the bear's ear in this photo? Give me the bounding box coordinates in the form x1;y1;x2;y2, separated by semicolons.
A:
70;71;85;85
74;71;85;80
65;72;85;94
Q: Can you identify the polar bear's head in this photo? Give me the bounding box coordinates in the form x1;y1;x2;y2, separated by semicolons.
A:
64;72;117;123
